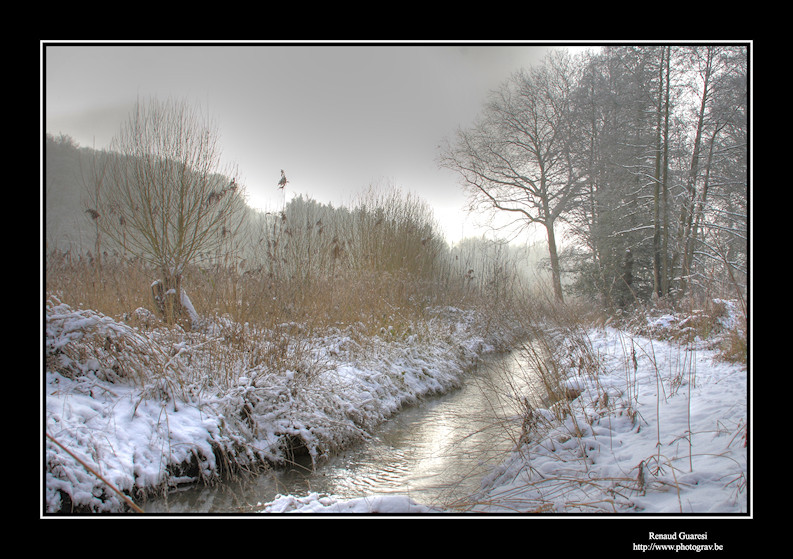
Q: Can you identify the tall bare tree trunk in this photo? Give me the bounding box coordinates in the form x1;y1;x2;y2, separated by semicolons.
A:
652;46;672;299
678;47;714;298
652;47;666;298
545;221;564;303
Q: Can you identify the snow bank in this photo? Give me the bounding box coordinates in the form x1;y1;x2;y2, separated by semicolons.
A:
44;299;516;513
44;297;747;516
248;322;747;515
258;492;444;513
471;327;748;514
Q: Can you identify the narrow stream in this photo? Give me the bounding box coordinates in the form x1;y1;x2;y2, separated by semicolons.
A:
143;349;544;513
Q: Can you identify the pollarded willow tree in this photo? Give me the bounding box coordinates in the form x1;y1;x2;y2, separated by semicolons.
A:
440;50;584;302
94;97;248;324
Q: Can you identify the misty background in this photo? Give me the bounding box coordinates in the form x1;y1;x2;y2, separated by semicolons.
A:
43;42;582;245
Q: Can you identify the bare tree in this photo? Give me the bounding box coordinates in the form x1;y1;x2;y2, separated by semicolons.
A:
440;51;583;302
97;97;247;324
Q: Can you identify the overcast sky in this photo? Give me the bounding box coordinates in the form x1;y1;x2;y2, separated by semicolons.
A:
44;41;584;244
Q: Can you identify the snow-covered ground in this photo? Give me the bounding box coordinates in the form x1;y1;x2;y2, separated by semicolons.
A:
43;300;516;513
471;322;748;514
43;298;748;516
259;314;748;515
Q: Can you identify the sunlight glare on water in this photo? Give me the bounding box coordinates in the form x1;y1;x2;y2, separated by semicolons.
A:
144;349;545;513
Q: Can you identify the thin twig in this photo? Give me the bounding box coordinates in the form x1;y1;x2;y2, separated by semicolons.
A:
46;432;145;513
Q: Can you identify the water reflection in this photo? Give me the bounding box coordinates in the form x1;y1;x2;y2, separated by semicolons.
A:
143;350;543;514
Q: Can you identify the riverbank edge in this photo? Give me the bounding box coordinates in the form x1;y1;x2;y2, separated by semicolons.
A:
44;302;529;514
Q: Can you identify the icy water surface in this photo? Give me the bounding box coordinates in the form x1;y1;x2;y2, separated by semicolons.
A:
143;350;544;513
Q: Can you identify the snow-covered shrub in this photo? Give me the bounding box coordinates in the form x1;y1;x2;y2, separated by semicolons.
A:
45;297;187;388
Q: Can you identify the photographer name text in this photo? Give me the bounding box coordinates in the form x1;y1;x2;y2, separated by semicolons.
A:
648;532;709;541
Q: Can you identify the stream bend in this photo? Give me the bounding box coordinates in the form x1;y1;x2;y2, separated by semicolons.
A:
144;350;541;513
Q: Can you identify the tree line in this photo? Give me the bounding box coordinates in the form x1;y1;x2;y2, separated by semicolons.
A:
46;45;748;326
440;45;748;309
45;117;534;328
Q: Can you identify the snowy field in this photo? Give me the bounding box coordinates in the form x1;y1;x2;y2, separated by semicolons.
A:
43;298;748;517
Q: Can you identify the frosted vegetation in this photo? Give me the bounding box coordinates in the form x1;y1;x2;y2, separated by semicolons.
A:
45;141;544;512
43;45;748;514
